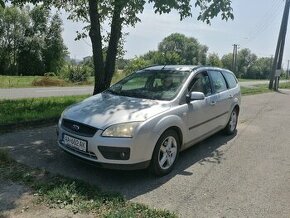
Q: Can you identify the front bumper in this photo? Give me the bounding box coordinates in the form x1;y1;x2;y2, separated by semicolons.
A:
56;125;153;170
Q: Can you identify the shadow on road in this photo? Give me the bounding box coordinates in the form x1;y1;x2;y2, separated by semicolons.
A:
0;126;236;200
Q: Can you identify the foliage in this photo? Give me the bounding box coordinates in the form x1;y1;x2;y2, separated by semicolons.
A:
58;65;91;83
0;5;67;76
207;53;223;67
9;0;234;94
32;75;66;86
158;33;208;65
142;50;182;65
222;48;272;79
43;13;68;73
123;57;151;76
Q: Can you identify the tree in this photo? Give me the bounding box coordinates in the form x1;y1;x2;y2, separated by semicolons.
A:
236;48;257;78
17;6;49;75
0;6;29;74
158;33;208;65
221;53;233;72
247;57;272;79
207;53;223;67
11;0;233;94
0;5;67;75
43;13;68;73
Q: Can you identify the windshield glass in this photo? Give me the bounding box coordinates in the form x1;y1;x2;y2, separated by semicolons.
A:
107;69;191;100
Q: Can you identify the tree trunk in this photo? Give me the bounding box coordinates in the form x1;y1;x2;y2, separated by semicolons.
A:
104;3;123;88
88;0;106;95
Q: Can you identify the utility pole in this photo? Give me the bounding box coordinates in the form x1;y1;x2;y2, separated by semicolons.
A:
269;0;290;90
287;60;290;79
232;44;239;76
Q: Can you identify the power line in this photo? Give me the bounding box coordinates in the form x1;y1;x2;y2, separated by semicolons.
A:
242;0;284;45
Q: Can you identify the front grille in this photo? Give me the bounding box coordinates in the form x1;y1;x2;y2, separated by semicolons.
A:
61;119;98;137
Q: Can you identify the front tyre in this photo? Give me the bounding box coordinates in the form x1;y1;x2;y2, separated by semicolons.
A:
224;108;238;135
150;130;180;176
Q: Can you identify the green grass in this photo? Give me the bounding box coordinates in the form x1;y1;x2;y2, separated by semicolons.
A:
0;75;41;88
241;85;272;95
0;95;88;127
0;72;126;88
0;149;175;217
241;81;290;95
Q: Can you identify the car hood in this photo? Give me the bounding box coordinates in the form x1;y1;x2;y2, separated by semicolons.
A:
62;93;171;129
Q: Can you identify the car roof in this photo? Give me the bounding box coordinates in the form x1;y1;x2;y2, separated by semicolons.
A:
143;65;199;71
142;65;231;73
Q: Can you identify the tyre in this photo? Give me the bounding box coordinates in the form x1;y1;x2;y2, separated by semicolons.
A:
150;129;180;176
224;108;238;135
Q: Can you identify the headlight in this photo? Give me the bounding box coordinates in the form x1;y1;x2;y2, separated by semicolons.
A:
102;122;142;138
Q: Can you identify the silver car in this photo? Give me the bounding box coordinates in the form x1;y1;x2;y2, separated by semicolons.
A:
57;65;241;175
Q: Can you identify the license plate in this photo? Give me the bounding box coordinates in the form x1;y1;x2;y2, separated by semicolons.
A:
63;134;87;152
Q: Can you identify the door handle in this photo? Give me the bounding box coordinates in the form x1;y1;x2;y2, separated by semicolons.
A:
228;95;233;99
210;101;216;106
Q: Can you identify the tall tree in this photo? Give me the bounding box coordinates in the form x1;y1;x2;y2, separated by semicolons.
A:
43;13;68;73
0;6;29;74
158;33;208;65
11;0;233;94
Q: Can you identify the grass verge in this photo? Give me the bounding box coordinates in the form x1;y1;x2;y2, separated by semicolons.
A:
241;81;290;95
0;95;88;129
0;149;175;217
0;75;94;88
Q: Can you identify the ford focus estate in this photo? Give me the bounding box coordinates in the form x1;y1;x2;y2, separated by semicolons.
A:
57;65;241;175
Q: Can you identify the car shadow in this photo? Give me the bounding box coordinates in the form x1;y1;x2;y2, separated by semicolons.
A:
0;126;237;200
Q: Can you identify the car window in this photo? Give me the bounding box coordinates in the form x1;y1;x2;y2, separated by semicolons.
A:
222;71;238;89
188;72;212;96
209;70;227;93
108;70;191;100
121;77;147;91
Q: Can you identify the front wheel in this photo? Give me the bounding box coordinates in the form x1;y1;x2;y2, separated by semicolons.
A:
224;108;238;135
150;130;180;176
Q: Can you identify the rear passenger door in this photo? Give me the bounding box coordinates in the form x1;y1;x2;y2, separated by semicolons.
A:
207;70;232;128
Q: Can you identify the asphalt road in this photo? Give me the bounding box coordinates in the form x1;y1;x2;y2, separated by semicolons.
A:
1;91;290;217
0;86;94;99
0;80;287;99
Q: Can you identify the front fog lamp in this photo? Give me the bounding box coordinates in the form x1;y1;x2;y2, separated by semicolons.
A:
102;122;141;138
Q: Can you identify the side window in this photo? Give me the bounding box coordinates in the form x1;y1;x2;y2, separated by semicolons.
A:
209;71;227;93
222;71;238;89
188;72;212;96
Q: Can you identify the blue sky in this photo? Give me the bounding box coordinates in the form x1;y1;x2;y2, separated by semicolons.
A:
61;0;289;66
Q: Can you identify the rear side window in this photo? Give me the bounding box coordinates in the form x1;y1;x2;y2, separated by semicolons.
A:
222;71;238;89
208;71;227;93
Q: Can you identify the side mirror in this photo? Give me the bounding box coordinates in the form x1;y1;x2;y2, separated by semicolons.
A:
186;92;205;103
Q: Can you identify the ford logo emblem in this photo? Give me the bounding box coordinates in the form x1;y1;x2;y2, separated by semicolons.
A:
72;124;80;131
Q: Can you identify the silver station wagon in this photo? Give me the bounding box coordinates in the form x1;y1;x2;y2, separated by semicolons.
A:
57;65;241;175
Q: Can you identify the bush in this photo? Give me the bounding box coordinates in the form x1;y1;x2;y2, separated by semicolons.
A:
32;77;66;87
58;65;91;83
123;58;151;76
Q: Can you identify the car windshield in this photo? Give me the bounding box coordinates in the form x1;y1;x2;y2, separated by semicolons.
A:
107;69;191;100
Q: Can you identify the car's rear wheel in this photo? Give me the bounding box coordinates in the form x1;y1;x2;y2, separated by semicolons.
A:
150;130;180;176
224;108;238;135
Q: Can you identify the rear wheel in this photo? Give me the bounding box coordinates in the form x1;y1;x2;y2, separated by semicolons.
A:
150;130;180;176
224;108;238;135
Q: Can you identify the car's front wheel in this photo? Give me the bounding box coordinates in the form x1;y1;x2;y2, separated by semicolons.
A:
224;108;239;135
150;130;180;176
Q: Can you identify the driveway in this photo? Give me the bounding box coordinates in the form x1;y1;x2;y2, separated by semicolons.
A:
1;91;290;217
